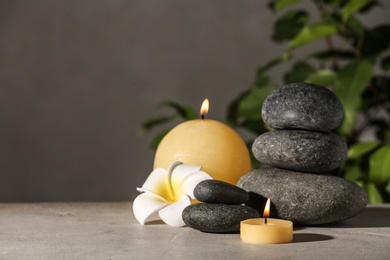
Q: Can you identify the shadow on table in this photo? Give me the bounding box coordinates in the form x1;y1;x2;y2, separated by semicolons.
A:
321;206;390;228
292;233;334;243
145;220;165;225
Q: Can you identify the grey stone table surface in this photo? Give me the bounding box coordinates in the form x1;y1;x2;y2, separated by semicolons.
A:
1;203;390;260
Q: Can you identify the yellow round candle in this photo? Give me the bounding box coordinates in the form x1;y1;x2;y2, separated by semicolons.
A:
153;118;251;185
240;218;293;244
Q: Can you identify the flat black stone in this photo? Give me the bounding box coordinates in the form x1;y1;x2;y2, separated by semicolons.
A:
182;204;260;233
237;167;367;225
194;180;249;204
252;130;347;172
262;83;344;132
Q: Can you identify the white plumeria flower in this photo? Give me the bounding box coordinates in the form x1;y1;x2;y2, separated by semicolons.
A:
133;161;213;227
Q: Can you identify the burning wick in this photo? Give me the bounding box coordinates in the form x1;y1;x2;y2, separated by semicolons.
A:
263;198;271;225
200;98;209;120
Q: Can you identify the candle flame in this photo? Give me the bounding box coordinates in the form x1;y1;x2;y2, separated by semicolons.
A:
200;98;209;118
263;198;271;218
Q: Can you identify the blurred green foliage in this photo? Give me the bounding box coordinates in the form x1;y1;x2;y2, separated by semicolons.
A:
139;0;390;203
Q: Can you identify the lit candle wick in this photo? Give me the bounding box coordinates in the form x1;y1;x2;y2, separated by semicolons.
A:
263;198;271;225
200;98;209;120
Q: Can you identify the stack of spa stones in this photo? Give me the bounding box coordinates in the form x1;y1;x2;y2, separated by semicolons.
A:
237;83;367;225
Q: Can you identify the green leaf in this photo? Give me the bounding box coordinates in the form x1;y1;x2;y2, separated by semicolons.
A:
362;76;390;112
385;130;390;145
345;15;365;37
138;115;177;135
284;61;316;84
358;0;380;14
373;76;390;102
227;83;275;133
335;60;373;136
227;75;272;125
227;94;244;126
344;164;363;182
347;141;380;160
290;21;338;48
158;101;196;120
369;145;390;185
183;106;197;120
304;69;337;87
325;0;346;7
381;55;390;71
310;50;356;61
372;120;390;142
361;25;390;58
236;86;276;120
149;128;171;150
272;10;309;42
241;119;269;135
342;0;369;21
256;53;292;75
253;74;272;88
354;180;364;188
386;179;390;194
271;0;302;11
364;183;383;204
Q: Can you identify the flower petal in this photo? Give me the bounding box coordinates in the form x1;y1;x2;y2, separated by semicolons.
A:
177;170;213;199
158;194;191;227
170;164;203;195
138;168;172;198
133;192;169;225
167;161;184;174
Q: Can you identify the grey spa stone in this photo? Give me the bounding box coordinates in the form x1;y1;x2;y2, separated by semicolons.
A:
182;204;260;233
262;83;344;132
252;130;347;172
237;167;367;225
194;180;249;204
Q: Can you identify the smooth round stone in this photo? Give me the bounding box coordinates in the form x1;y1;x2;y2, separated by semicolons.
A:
252;130;347;172
237;167;367;225
262;83;344;132
182;204;260;233
194;180;249;204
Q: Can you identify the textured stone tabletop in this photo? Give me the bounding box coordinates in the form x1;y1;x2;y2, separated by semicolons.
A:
1;203;390;259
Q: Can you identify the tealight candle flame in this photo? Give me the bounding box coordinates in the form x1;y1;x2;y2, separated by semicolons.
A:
200;98;209;120
263;198;271;224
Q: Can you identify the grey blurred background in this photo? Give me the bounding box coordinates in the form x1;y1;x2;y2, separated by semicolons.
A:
1;0;389;202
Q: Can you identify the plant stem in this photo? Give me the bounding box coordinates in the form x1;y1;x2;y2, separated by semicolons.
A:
314;0;339;70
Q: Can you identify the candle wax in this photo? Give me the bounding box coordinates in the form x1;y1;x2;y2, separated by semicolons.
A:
240;218;293;244
153;119;251;185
